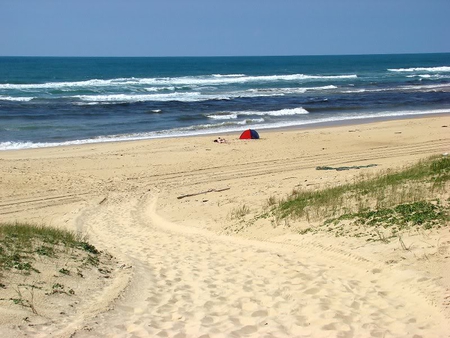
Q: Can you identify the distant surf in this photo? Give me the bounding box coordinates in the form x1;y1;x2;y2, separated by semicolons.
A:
1;54;449;150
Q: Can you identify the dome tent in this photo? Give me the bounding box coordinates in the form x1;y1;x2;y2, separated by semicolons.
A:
239;129;260;139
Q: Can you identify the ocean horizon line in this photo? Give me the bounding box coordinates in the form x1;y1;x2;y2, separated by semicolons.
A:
1;52;450;59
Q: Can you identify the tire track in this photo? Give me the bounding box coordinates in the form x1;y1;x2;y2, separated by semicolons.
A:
126;138;449;190
0;193;91;215
69;193;448;337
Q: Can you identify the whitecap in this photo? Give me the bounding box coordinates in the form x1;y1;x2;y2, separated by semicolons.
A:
0;96;34;102
388;66;450;73
0;73;357;91
239;107;309;117
207;113;238;120
207;108;309;120
248;85;337;96
73;92;205;103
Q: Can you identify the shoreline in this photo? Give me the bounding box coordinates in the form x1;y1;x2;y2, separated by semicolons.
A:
1;111;450;152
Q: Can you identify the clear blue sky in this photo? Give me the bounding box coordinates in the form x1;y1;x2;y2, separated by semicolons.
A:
1;0;449;57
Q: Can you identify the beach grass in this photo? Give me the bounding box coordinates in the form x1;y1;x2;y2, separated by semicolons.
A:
228;204;251;220
0;222;106;314
0;222;97;274
0;222;100;277
266;155;449;238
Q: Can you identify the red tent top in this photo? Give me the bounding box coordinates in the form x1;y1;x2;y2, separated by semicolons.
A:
239;129;260;139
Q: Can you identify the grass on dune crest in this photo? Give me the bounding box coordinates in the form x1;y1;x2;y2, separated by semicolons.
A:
0;222;106;315
0;223;98;274
265;155;450;239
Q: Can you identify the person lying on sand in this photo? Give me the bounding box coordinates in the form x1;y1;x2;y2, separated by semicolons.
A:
213;137;227;143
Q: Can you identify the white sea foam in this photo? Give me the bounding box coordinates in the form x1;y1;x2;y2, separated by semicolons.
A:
74;92;205;103
0;73;357;91
127;74;356;87
242;107;309;117
401;83;450;91
248;85;337;96
206;107;309;120
145;87;162;92
406;74;450;80
212;74;246;78
0;79;124;90
224;108;450;132
57;78;449;105
309;85;338;91
2;108;449;151
180;118;265;131
145;86;186;92
0;77;173;90
342;89;367;93
220;74;356;84
0;96;34;102
207;113;238;120
74;87;330;104
388;66;450;73
407;74;432;78
343;83;450;94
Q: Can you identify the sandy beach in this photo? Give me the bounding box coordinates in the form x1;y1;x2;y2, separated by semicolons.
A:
1;115;450;337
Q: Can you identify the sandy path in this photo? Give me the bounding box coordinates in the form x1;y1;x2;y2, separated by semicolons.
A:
43;192;444;338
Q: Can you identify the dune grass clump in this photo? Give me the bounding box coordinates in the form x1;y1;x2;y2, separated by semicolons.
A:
271;156;449;224
0;222;106;315
0;222;98;277
321;200;449;240
0;221;121;320
229;204;251;220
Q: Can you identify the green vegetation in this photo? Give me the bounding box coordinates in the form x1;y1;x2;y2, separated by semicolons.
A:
265;156;450;240
0;222;105;314
0;222;99;277
320;200;449;241
228;204;251;220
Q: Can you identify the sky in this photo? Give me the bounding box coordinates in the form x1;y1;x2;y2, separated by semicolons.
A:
1;0;449;57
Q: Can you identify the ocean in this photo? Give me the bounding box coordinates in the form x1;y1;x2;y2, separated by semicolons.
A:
1;54;449;150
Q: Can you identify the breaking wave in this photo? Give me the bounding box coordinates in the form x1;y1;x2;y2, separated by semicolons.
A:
0;96;34;102
207;107;309;120
74;92;206;103
0;73;357;91
388;66;450;73
2;108;448;151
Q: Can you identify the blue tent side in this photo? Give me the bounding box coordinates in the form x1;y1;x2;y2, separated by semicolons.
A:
250;129;260;139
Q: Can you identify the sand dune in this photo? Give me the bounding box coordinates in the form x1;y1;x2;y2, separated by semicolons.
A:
1;116;449;337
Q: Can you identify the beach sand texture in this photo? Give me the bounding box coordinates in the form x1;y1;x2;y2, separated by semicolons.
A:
1;116;449;337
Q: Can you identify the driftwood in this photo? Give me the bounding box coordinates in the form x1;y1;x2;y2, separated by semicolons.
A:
316;164;377;171
177;187;230;200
